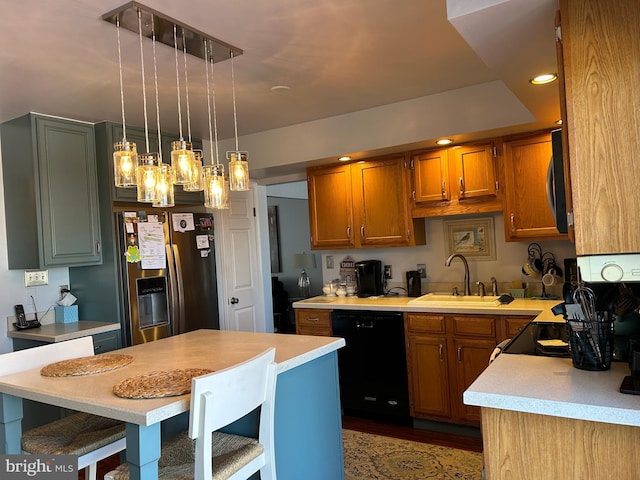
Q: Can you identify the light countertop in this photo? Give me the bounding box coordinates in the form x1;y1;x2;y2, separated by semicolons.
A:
7;320;120;343
464;353;639;427
293;295;564;318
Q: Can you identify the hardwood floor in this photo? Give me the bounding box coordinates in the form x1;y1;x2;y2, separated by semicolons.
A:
342;415;484;453
81;415;483;478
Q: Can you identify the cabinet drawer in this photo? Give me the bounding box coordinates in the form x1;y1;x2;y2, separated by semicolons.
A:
297;326;332;337
451;316;496;338
295;309;332;329
92;331;120;354
406;314;446;334
504;316;534;337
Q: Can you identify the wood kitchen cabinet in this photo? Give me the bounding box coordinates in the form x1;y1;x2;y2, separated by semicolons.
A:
295;308;332;336
307;154;425;249
411;142;502;217
404;312;497;426
1;114;102;269
502;131;568;241
559;0;640;255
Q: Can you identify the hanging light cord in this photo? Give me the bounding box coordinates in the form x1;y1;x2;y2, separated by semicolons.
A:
231;51;239;151
210;42;221;166
137;9;150;152
173;24;184;140
182;29;192;143
116;16;127;141
204;40;215;166
151;16;162;161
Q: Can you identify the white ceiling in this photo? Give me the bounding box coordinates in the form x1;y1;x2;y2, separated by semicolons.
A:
0;0;560;181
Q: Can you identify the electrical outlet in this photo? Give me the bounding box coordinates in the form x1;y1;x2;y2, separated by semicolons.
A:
59;284;69;300
24;270;48;287
417;264;426;278
384;265;392;279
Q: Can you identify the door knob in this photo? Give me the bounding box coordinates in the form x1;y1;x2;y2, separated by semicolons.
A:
229;297;239;304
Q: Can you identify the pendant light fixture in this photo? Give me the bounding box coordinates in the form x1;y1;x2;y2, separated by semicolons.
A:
184;149;204;192
171;24;196;185
227;51;250;191
134;7;160;203
181;29;203;193
150;15;175;208
113;15;138;188
203;39;229;209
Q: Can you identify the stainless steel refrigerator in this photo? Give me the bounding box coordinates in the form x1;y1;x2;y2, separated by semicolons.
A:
116;210;219;345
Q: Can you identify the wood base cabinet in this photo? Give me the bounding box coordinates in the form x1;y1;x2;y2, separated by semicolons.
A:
307;154;425;249
295;309;332;336
405;313;497;426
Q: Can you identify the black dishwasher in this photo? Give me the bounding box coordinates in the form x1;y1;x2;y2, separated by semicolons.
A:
332;310;410;421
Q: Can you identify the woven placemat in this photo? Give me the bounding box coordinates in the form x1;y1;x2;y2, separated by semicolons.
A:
41;354;134;377
112;368;213;399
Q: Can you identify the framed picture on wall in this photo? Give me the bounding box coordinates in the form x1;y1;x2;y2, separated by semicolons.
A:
268;206;281;272
444;217;496;260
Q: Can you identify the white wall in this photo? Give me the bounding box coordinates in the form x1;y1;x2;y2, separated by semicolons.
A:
320;212;577;296
0;141;70;353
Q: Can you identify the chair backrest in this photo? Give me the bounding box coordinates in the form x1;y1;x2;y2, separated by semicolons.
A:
0;336;95;376
188;348;277;479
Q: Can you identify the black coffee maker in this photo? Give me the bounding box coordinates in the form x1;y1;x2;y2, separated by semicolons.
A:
406;271;422;297
355;260;384;297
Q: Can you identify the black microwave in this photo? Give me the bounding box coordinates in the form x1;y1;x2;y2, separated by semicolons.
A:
546;128;568;234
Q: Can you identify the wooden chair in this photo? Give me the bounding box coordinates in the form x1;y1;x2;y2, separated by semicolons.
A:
105;348;277;480
0;337;126;480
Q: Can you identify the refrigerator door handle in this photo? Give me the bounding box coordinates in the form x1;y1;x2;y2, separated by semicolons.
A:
166;244;179;336
172;244;187;335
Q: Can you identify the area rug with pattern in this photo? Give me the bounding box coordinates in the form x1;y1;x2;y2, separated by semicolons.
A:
343;429;483;479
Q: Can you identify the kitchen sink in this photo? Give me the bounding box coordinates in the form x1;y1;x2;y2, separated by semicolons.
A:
408;292;500;307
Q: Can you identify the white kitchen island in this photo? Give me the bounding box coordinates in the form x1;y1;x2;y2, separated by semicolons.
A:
465;353;640;479
0;329;346;480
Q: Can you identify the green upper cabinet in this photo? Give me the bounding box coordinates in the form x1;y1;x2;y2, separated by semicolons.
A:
1;114;102;269
95;121;204;205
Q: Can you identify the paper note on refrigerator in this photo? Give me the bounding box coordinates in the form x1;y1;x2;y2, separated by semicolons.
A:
138;222;166;269
172;213;195;232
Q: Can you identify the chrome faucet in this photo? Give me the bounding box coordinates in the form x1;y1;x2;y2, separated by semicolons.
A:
445;253;471;296
477;281;485;297
490;277;498;296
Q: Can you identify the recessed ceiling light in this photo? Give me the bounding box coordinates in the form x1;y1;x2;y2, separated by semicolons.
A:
270;85;291;92
529;73;557;85
436;139;452;145
338;156;351;162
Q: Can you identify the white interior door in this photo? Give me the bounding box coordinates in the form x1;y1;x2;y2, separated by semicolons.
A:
214;187;268;332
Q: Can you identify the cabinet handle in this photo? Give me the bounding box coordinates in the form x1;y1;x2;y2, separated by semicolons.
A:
360;225;365;239
457;346;463;363
510;213;516;232
459;177;465;196
411;190;416;201
439;343;444;362
306;317;319;322
406;229;411;240
96;242;101;254
441;180;446;198
346;226;351;240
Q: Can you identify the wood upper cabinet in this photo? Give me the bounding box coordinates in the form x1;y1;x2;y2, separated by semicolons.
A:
559;0;640;255
412;148;450;203
307;154;425;249
411;142;502;217
1;114;102;269
307;163;355;249
502;132;568;241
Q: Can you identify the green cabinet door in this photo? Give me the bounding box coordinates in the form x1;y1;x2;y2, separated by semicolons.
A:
1;114;102;269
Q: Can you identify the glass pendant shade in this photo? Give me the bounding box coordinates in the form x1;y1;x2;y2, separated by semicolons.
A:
184;150;204;192
136;154;160;203
153;164;175;207
228;151;250;191
203;164;229;209
171;139;195;185
113;140;138;187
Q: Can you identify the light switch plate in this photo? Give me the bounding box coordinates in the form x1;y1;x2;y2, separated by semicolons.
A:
25;270;48;287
